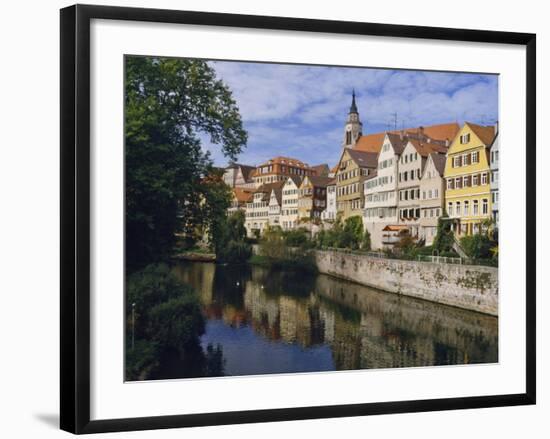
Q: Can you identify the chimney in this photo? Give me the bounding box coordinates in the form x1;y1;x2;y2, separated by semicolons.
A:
399;130;404;140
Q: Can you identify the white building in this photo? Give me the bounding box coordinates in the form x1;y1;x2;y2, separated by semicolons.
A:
419;153;446;245
321;179;337;222
223;163;256;188
280;176;302;230
363;133;406;249
245;182;284;237
397;138;448;238
268;185;284;228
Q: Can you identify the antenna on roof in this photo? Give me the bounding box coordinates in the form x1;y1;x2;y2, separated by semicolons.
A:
391;112;398;131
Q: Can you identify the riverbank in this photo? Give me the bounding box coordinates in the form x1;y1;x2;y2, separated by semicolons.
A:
314;249;498;316
172;251;216;262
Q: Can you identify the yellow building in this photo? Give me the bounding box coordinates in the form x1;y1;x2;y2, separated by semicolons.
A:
335;148;378;220
443;122;498;236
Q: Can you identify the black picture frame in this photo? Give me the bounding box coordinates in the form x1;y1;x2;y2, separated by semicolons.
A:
60;4;536;434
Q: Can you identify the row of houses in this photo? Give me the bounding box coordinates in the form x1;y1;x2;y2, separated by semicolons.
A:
223;94;499;248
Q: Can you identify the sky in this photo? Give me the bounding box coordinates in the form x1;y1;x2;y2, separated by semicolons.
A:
201;60;498;169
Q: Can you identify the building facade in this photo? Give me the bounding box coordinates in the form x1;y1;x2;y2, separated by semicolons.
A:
397;138;448;238
228;187;254;215
251;157;314;187
245;182;284;237
223;163;256;188
335;148;378;221
363;133;405;249
490;130;499;227
321;179;337;222
268;185;284;228
280;176;303;230
419;153;446;245
297;175;332;222
443;122;497;236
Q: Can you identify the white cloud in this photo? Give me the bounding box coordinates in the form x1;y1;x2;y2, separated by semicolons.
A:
205;60;498;167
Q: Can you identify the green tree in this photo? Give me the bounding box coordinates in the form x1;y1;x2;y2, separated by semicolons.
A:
339;216;364;250
215;210;252;263
125;264;206;379
284;228;310;248
125;56;247;269
259;225;286;260
432;214;455;253
362;228;372;251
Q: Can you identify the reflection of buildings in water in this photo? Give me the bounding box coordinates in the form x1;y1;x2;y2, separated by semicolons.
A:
314;273;498;369
243;280;328;348
172;262;215;304
319;308;335;343
244;281;280;337
175;262;498;372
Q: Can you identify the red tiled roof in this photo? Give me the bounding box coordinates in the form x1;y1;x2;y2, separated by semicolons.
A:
233;187;254;203
354;122;459;154
466;122;497;146
311;163;330;177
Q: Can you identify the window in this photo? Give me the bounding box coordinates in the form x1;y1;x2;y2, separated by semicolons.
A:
460;133;471;144
464;201;469;216
448;202;453;216
482;199;489;215
434;189;439;198
455;177;462;189
473;174;479;186
481;173;488;185
472;151;479;163
473;200;479;215
463;175;471;187
456;202;461;216
447;179;454;190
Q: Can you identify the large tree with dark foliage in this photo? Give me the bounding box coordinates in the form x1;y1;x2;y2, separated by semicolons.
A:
125;57;247;269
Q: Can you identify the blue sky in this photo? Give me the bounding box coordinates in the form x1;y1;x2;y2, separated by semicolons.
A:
202;60;498;169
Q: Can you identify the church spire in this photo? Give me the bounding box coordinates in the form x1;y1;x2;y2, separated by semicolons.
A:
349;89;358;114
342;89;363;148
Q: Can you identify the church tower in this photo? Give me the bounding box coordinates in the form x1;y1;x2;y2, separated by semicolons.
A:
342;90;363;148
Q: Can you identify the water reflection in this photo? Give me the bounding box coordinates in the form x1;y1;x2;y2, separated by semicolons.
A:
168;262;497;378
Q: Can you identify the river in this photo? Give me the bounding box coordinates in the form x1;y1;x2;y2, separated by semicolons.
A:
151;261;497;379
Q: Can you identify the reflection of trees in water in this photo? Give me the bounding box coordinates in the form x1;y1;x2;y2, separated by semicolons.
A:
149;343;225;380
171;262;498;376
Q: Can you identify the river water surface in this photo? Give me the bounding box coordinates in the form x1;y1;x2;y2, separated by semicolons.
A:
152;261;497;379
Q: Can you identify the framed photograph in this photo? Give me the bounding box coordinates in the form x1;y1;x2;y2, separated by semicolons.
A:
60;4;536;434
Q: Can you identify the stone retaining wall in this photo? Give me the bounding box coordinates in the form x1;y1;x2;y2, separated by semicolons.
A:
314;250;498;315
